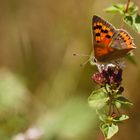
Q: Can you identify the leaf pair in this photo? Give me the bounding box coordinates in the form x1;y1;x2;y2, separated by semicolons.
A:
100;114;129;139
105;2;140;33
88;87;133;110
88;86;132;139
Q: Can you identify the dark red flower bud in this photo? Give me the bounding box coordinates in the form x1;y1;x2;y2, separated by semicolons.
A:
111;112;117;118
119;86;124;92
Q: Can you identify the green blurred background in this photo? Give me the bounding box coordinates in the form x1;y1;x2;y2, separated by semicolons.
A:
0;0;140;140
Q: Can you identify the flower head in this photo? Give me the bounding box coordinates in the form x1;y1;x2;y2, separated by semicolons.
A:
92;65;123;88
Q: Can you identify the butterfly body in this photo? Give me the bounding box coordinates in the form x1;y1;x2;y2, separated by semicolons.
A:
92;15;136;63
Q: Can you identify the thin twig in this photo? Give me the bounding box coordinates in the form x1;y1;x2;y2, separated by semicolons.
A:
125;0;131;13
104;84;112;116
108;101;112;116
121;0;131;28
104;84;110;95
114;104;121;115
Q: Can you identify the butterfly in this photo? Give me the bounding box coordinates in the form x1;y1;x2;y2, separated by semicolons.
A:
92;15;136;63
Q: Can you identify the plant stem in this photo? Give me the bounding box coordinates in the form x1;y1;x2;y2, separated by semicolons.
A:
104;84;112;116
108;101;112;116
125;0;131;13
121;0;131;28
104;84;111;96
114;104;121;115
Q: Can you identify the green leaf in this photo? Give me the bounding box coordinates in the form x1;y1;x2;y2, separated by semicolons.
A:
105;2;138;15
88;88;109;109
99;115;106;122
100;123;119;139
113;4;124;10
96;107;108;122
115;101;121;108
124;14;140;33
115;95;133;106
125;54;137;65
127;2;138;15
105;5;121;13
118;114;129;121
99;113;107;122
105;4;124;14
113;114;129;122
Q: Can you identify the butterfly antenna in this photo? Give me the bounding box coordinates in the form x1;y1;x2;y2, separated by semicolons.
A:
73;52;93;67
73;53;90;57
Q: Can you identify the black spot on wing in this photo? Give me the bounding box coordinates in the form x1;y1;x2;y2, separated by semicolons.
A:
93;25;102;30
106;35;111;39
101;29;108;33
95;33;100;36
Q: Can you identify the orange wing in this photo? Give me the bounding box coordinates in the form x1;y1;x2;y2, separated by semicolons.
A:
92;15;116;61
92;16;136;62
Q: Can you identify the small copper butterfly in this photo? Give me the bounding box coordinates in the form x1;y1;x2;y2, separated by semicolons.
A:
92;15;136;63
